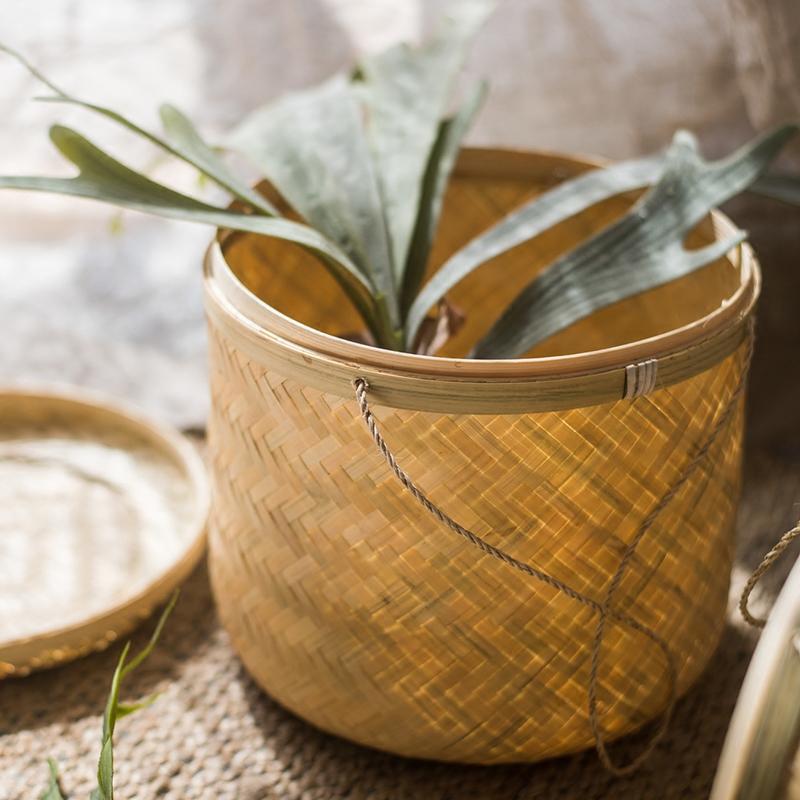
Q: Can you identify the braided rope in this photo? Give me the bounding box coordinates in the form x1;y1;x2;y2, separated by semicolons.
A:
740;523;800;628
351;323;752;776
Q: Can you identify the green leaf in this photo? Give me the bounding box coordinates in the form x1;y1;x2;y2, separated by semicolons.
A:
406;151;666;345
0;125;375;304
751;172;800;205
101;641;131;743
121;590;177;677
158;104;278;215
474;125;797;358
400;81;487;322
40;759;65;800
92;592;179;800
357;1;493;281
116;694;160;719
0;42;276;216
228;75;398;326
96;739;114;800
89;640;130;800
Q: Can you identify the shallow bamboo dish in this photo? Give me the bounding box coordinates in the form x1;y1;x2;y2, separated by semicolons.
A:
203;149;758;763
0;387;208;678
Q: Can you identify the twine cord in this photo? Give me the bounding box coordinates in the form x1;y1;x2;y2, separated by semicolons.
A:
740;522;800;628
352;323;753;776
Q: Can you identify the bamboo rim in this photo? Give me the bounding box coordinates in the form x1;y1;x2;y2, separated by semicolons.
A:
204;148;760;414
711;554;800;800
0;385;209;677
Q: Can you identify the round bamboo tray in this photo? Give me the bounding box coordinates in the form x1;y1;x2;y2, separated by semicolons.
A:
711;553;800;800
203;148;759;764
0;387;209;678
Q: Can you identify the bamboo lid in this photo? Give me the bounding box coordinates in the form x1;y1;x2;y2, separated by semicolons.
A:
0;386;208;677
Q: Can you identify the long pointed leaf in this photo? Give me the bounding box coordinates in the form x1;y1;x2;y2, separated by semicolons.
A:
96;739;114;800
474;125;797;358
93;593;178;800
358;1;493;279
101;642;131;742
0;125;374;303
229;75;398;325
116;694;160;718
0;43;277;215
401;81;487;322
158;104;278;214
406;152;667;344
121;592;177;677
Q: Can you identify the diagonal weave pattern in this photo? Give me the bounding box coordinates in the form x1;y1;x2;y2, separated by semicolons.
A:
206;323;747;763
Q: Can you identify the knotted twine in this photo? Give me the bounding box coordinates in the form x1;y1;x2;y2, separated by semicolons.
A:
352;324;754;776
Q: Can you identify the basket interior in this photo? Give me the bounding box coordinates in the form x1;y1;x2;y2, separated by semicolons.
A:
222;156;743;359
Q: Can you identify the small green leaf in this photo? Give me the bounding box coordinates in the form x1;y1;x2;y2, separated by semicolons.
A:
474;125;797;358
121;590;178;677
91;592;178;800
0;42;276;215
406;152;666;345
96;739;114;800
357;1;494;281
116;694;159;719
101;641;131;743
401;81;487;322
40;758;65;800
229;75;398;326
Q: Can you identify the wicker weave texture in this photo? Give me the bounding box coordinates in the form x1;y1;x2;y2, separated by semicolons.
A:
204;151;751;764
207;332;745;763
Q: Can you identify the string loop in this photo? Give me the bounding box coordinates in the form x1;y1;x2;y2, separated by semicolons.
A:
740;523;800;628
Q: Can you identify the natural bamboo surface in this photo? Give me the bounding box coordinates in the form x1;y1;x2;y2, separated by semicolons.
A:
712;554;800;799
204;149;756;763
0;388;208;678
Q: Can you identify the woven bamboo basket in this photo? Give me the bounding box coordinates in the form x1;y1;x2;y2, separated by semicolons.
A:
203;148;758;764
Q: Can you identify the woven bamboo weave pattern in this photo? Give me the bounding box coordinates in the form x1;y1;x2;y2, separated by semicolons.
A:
204;150;754;764
206;350;752;761
207;332;745;763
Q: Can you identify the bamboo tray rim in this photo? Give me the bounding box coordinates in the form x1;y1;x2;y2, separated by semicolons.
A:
0;384;209;677
206;147;759;384
710;554;800;799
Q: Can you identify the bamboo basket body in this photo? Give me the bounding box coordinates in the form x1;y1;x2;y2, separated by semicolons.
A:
204;150;757;764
